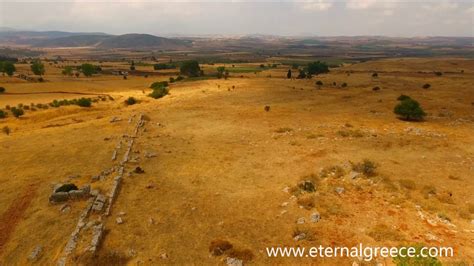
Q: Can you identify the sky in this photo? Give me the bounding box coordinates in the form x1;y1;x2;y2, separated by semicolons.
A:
0;0;473;37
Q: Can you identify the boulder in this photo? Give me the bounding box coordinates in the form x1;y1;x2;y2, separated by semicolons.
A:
49;192;69;203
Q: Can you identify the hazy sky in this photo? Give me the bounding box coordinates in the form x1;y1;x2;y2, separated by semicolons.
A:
1;0;473;37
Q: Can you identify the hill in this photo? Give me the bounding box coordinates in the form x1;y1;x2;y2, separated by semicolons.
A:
96;33;189;49
34;35;111;47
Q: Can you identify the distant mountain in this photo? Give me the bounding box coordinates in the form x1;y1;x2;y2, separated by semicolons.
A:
96;34;189;49
34;35;111;47
0;29;190;49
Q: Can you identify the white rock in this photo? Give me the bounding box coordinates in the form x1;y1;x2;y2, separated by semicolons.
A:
116;217;123;224
310;212;321;223
226;257;243;266
293;233;306;241
296;217;305;224
281;202;289;207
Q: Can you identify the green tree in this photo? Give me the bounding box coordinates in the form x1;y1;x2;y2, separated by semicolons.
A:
31;60;45;76
11;107;24;118
62;66;73;76
216;66;225;79
306;61;329;75
394;98;426;121
287;69;292;79
180;60;201;77
130;61;135;71
2;62;16;76
81;63;96;77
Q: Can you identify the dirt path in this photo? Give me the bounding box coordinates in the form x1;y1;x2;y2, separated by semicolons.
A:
0;184;38;255
2;91;110;96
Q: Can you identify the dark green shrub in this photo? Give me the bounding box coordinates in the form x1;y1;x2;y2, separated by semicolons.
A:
316;80;323;86
11;107;24;118
341;82;347;88
306;61;329;75
150;81;169;89
372;86;380;91
296;70;306;79
0;110;6;119
169;77;175;83
180;60;201;77
0;87;5;93
372;72;378;77
422;83;431;89
394;98;426;121
397;94;411;101
352;159;377;177
153;63;175;70
149;86;168;99
76;98;92;107
176;76;184;81
125;97;137;106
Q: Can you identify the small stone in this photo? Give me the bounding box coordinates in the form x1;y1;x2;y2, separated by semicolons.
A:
116;217;123;224
149;218;155;225
310;212;321;223
280;210;288;215
118;211;126;216
60;204;71;213
144;151;157;158
226;257;243;266
110;117;122;123
296;217;305;224
349;171;360;179
90;189;99;197
281;202;289;207
28;245;43;262
471;220;474;225
160;253;168;259
335;187;345;194
282;186;290;193
293;233;306;241
49;192;69;203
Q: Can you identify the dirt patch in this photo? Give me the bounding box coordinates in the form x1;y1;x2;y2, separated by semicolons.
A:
0;183;38;255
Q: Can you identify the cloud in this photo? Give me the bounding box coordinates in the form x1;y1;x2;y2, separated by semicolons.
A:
346;0;378;10
301;0;333;11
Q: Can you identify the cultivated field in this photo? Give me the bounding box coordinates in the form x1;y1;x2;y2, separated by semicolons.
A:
0;57;473;265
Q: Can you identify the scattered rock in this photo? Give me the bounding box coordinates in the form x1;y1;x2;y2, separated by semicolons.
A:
118;211;126;216
226;257;243;266
28;245;43;262
296;217;305;224
279;210;288;216
149;217;155;225
335;187;345;195
160;253;168;259
310;212;321;223
49;192;69;203
110;116;122;123
60;204;71;213
282;186;290;193
349;171;360;179
293;233;306;241
55;183;78;193
144;151;157;158
281;202;289;207
116;217;123;224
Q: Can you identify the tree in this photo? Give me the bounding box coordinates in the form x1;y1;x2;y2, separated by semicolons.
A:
130;61;135;71
81;63;96;77
216;66;226;79
287;69;292;79
297;70;306;79
31;60;45;76
394;98;426;121
180;60;201;77
11;107;24;118
316;80;323;89
76;97;92;107
2;62;16;76
62;66;73;76
306;61;329;75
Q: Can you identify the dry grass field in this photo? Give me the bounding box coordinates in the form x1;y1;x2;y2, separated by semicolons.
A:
0;57;473;265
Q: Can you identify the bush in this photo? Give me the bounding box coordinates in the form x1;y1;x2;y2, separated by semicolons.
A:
2;126;10;135
169;77;175;83
31;60;45;76
76;97;92;107
296;70;306;79
81;63;98;77
125;97;137;106
62;66;73;76
149;86;168;99
180;60;201;77
11;107;24;118
422;83;431;89
394;98;426;121
306;61;329;75
372;72;378;77
372;86;380;91
352;159;377;176
0;110;6;119
341;82;347;88
0;87;5;93
150;81;169;89
397;94;411;101
316;80;323;86
153;63;175;70
2;62;16;76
